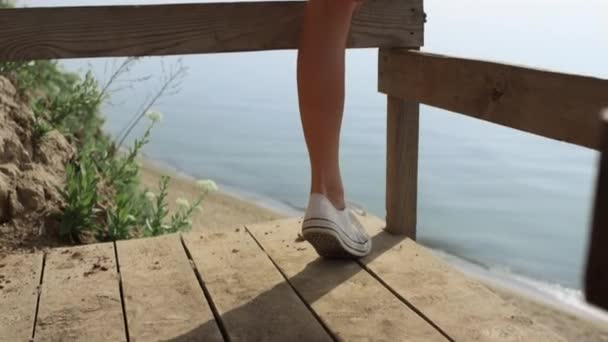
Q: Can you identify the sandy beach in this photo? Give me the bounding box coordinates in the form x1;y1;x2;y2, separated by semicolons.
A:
140;160;608;342
139;159;285;233
489;286;608;341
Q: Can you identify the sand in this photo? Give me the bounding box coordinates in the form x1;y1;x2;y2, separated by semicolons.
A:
139;160;285;233
489;286;608;341
140;160;608;342
0;76;76;255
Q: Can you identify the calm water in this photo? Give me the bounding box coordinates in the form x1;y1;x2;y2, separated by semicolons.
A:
23;0;608;291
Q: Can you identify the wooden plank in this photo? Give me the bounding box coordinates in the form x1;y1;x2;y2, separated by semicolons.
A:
379;49;608;150
116;234;223;341
357;214;565;341
585;109;608;310
385;95;419;237
35;243;125;341
183;226;332;341
0;253;43;341
0;0;424;61
246;218;447;341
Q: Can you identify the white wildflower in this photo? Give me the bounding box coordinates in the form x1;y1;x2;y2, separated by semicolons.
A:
176;198;190;208
146;110;163;123
196;179;218;193
145;191;156;201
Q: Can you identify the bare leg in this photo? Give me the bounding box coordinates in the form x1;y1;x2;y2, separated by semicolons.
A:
297;0;360;210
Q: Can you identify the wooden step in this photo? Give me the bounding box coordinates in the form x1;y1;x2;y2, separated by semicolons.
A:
246;218;447;341
183;225;332;341
2;214;566;341
35;243;125;341
116;234;223;341
0;252;43;341
357;214;564;341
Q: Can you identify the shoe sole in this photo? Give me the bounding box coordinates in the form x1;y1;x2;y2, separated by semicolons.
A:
302;227;369;259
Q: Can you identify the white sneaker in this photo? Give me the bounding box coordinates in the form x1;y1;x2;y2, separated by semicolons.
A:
301;193;372;258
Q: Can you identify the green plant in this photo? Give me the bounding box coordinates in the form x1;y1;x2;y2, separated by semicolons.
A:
39;71;101;140
31;101;52;143
106;191;138;241
0;1;15;9
5;52;214;243
142;176;217;237
1;60;80;101
144;176;171;237
169;180;217;234
100;121;154;240
169;196;201;234
58;117;216;242
105;121;152;188
57;146;99;242
0;61;25;75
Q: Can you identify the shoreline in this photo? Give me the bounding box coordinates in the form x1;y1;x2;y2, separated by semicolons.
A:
139;157;608;341
138;158;286;233
140;156;302;217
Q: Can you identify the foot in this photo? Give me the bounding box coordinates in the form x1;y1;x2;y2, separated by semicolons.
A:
301;193;372;258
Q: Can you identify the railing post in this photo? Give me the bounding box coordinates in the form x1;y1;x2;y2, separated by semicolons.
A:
385;95;419;238
585;109;608;310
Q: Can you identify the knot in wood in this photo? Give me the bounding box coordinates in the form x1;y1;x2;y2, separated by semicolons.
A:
491;86;504;101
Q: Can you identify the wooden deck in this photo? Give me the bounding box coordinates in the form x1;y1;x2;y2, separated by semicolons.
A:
0;214;567;341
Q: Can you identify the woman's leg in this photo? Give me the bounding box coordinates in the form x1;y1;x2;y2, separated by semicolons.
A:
297;0;360;210
298;0;371;258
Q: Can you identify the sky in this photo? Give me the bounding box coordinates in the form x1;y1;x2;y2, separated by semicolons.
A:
424;0;607;78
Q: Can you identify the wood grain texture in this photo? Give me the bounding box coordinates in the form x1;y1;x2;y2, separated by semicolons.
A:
385;95;419;237
116;234;223;341
35;243;125;341
246;218;447;341
585;109;608;311
358;214;565;341
0;0;424;61
182;226;332;341
379;49;608;150
0;253;43;342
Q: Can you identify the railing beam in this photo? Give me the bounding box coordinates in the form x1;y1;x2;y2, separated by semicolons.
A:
379;49;608;151
585;109;608;311
0;0;424;61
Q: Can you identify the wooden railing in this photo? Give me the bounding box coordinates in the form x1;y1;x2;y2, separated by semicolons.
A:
379;48;608;236
0;0;424;60
1;0;606;310
379;49;608;150
378;48;608;311
585;110;608;310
